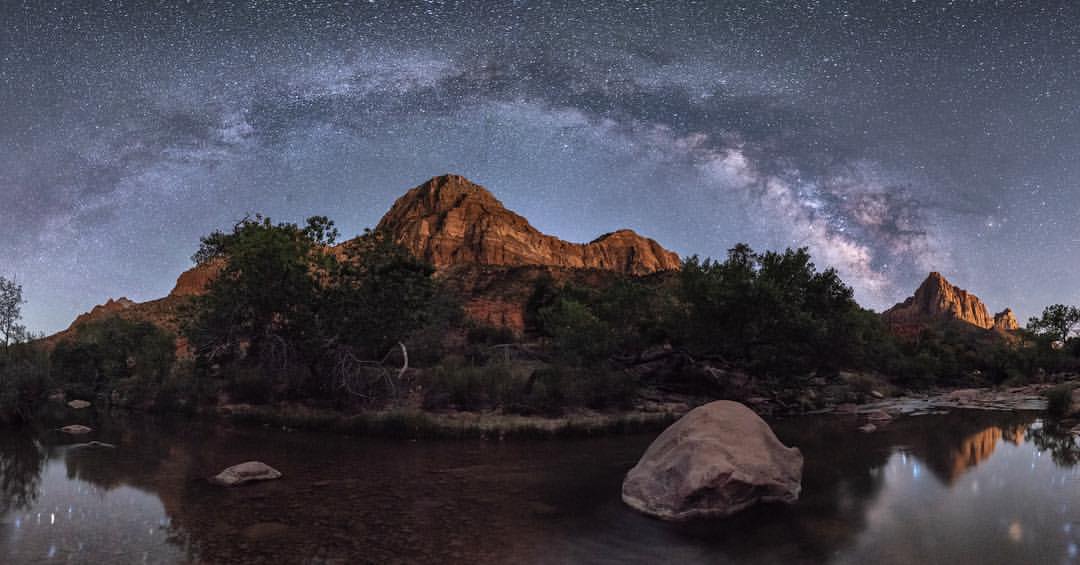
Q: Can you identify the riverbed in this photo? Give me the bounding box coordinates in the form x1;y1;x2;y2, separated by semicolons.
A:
0;408;1077;564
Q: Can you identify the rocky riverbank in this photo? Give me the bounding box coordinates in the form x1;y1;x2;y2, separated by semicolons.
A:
211;380;1074;440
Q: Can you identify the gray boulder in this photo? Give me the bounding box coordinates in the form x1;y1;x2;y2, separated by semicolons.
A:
60;425;93;434
622;400;803;521
67;399;91;409
210;461;282;486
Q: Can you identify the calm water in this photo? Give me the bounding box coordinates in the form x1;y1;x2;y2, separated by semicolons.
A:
0;408;1077;564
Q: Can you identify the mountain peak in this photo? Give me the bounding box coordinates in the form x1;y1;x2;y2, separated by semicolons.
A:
404;174;503;207
883;272;1012;332
377;175;680;275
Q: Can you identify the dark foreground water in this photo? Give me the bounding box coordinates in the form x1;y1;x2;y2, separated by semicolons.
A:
0;409;1078;564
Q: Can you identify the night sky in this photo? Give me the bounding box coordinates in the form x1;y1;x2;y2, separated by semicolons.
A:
3;1;1079;333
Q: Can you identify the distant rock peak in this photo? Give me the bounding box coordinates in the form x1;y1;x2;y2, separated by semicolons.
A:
883;272;1015;332
376;175;680;275
994;308;1019;331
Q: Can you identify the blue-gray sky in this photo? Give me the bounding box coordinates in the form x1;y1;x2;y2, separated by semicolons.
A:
3;0;1079;333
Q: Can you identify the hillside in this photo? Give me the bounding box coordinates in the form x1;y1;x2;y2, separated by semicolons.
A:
50;175;680;341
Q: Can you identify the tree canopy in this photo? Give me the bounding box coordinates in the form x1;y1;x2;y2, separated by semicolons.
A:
0;276;26;354
183;215;455;400
1028;304;1080;344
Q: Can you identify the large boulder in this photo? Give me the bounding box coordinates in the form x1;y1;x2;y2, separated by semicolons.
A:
621;400;803;521
210;461;282;486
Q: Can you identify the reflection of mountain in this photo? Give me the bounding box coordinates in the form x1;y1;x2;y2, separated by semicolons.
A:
897;412;1033;484
941;427;1003;482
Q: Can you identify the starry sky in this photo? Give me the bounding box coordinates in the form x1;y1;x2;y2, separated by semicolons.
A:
3;0;1080;333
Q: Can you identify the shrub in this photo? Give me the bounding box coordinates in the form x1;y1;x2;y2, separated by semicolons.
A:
421;364;511;412
0;343;51;423
1045;384;1074;419
51;317;176;396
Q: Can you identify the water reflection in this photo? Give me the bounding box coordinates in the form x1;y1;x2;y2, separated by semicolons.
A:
1;410;1080;564
0;432;46;515
1027;421;1080;467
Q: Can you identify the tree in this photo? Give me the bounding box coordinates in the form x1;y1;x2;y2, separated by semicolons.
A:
676;244;881;375
0;276;27;355
52;317;176;396
323;230;447;358
184;216;454;401
184;215;339;381
1027;304;1080;344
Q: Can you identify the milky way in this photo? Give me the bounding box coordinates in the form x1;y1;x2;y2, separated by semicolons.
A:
3;1;1080;332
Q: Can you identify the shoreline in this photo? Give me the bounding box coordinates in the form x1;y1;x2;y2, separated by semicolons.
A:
221;404;683;440
213;381;1066;440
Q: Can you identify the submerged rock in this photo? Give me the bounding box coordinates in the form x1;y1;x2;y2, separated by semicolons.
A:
621;400;803;521
859;423;878;433
60;425;93;434
210;461;283;486
70;440;116;449
67;399;91;409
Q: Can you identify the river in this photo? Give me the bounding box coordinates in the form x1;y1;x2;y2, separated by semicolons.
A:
0;408;1076;564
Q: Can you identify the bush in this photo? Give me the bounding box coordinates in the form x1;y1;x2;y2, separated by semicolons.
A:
226;366;275;405
1046;384;1074;419
466;325;517;346
51;317;176;397
0;343;51;423
421;364;511;412
501;366;637;416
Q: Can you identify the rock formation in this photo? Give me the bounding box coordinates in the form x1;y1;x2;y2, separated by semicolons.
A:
621;400;803;520
376;175;680;275
994;308;1019;331
170;259;223;297
68;297;137;328
49;174;680;342
883;272;1016;334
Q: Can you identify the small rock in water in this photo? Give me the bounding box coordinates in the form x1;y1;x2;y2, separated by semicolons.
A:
210;461;283;486
60;425;93;434
67;399;92;409
870;390;885;399
72;440;116;449
859;423;877;433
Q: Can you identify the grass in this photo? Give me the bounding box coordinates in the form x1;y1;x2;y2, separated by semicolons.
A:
225;404;679;440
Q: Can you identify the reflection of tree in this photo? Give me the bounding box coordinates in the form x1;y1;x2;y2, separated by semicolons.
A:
59;413;177;491
1026;423;1080;467
0;431;47;514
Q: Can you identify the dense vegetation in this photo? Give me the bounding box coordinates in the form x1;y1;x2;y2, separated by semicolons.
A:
3;219;1080;423
183;215;457;405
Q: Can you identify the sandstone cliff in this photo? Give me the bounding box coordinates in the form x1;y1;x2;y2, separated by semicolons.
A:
376;175;680;275
882;272;1016;334
51;174;680;341
993;308;1019;331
